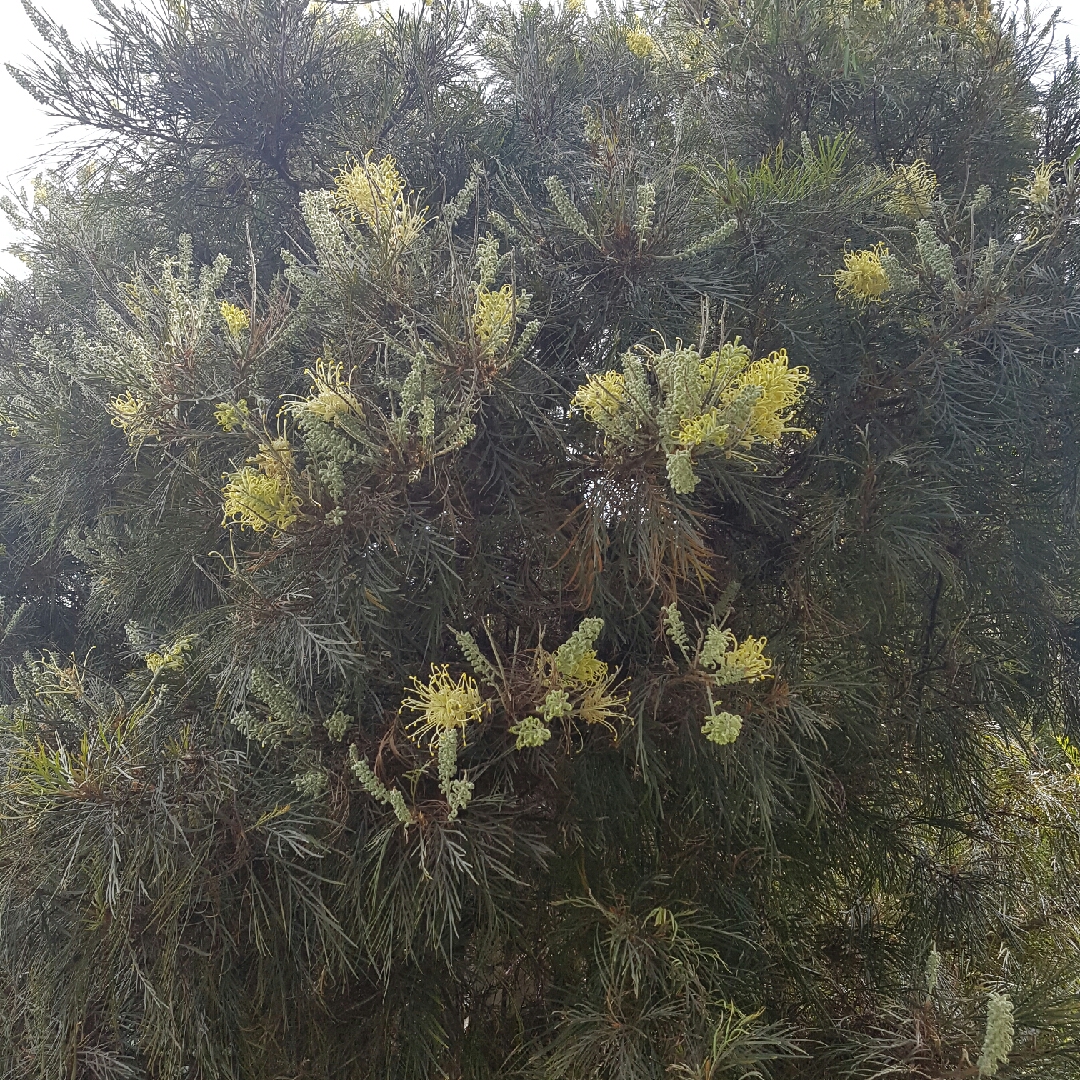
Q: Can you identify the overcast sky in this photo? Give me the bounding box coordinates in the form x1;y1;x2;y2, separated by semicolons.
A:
1;0;1077;277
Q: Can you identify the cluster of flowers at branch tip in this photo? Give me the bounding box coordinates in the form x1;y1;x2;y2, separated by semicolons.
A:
474;283;527;352
978;992;1014;1078
446;618;630;753
387;308;513;467
102;239;253;450
221;437;301;533
284;191;533;520
887;160;938;218
349;665;486;824
214;398;250;432
835;243;891;304
226;671;342;794
335;152;427;250
145;635;194;674
515;618;627;748
219;300;250;336
401;665;485;748
291;358;363;425
282;356;366;513
472;233;537;357
110;390;159;446
572;338;812;494
663;604;772;745
1021;161;1055;209
625;19;656;58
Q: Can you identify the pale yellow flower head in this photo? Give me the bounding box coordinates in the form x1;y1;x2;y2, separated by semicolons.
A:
402;665;485;746
474;284;530;352
220;301;250;336
888;160;937;218
835;243;891;304
221;470;298;532
298;358;362;423
214;399;249;433
719;635;772;685
702;710;743;745
700;627;773;686
735;349;812;445
576;677;629;732
626;21;656;58
675;349;810;452
336;153;405;225
1027;162;1054;207
110;391;159;446
567;653;608;685
221;438;300;533
335;152;427;248
571;370;628;426
146;635;194;674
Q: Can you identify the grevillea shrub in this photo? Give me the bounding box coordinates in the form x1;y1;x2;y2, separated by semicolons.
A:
1;0;1080;1076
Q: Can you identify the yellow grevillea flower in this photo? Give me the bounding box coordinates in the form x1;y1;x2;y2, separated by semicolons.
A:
575;674;630;733
219;301;250;335
888;160;937;218
401;665;484;746
698;625;772;685
336;154;405;224
702;710;742;745
403;660;483;747
146;635;194;674
571;370;628;425
335;152;427;248
554;618;603;676
214;399;249;432
573;339;812;494
626;21;656;58
567;653;608;685
698;340;753;390
1027;162;1054;207
712;635;772;685
473;283;529;352
835;243;891;303
676;350;809;450
221;469;297;532
297;358;362;423
676;408;722;448
221;438;300;533
110;391;159;445
735;349;812;445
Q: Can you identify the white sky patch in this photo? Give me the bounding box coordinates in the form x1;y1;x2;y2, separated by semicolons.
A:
0;0;106;275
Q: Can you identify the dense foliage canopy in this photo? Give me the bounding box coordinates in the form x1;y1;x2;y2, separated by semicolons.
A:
2;0;1080;1076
